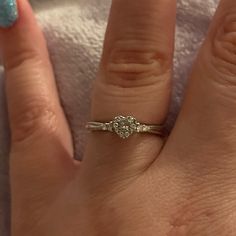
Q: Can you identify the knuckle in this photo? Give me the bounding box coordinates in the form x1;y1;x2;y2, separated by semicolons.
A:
11;98;58;143
92;78;171;116
4;48;44;72
210;12;236;81
102;39;172;88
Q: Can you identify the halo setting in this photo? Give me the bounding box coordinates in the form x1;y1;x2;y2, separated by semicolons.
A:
86;115;163;139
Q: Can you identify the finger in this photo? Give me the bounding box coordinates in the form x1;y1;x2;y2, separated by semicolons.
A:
164;0;236;164
0;0;76;172
83;0;176;175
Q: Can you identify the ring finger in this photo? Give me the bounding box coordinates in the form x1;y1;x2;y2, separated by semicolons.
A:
83;0;176;175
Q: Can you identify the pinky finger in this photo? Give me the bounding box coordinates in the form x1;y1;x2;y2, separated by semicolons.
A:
0;0;76;171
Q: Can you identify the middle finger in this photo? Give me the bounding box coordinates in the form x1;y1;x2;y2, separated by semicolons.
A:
163;0;236;167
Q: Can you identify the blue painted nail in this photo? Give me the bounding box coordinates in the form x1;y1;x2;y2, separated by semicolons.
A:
0;0;18;28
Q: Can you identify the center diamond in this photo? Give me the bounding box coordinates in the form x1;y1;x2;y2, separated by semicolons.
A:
112;116;140;139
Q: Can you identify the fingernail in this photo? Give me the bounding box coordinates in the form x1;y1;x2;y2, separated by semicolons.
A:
0;0;18;28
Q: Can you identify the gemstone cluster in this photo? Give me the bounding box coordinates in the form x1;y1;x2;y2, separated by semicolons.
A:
111;116;140;139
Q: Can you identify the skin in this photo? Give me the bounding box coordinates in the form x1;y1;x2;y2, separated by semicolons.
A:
1;0;236;235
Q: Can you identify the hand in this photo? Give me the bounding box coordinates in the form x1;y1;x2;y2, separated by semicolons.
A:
1;0;236;235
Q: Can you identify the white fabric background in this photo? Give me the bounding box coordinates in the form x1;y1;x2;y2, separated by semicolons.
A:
0;0;219;234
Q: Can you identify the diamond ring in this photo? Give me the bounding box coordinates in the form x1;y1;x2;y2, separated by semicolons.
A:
86;116;164;139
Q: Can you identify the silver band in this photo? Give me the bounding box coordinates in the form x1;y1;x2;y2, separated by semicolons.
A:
86;116;164;139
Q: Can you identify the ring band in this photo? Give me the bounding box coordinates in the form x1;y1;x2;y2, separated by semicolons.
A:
86;116;164;139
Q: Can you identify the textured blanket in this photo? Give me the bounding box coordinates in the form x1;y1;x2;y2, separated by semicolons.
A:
0;0;218;234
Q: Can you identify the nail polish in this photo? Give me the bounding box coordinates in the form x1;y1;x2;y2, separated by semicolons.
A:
0;0;18;28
